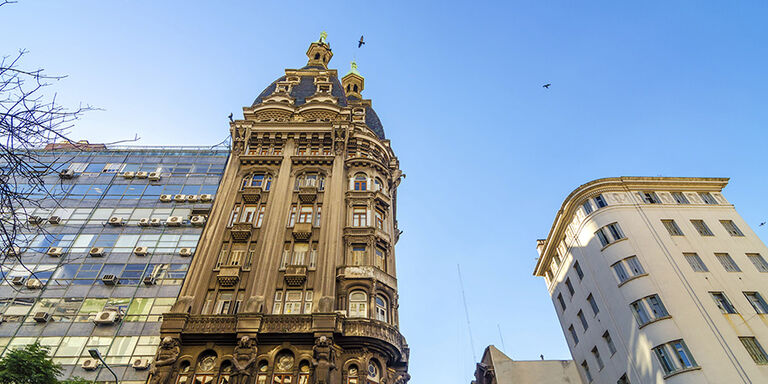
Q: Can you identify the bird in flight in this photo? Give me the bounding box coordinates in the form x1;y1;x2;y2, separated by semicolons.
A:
543;83;551;89
760;222;766;226
228;113;233;122
358;35;365;48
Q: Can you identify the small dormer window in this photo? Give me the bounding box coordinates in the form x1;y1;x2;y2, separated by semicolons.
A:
277;84;289;92
314;53;320;60
353;84;358;92
318;84;331;93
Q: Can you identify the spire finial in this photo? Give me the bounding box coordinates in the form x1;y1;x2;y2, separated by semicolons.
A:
319;31;328;44
349;60;361;76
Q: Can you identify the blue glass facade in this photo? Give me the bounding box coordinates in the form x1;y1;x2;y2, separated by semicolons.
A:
0;146;227;383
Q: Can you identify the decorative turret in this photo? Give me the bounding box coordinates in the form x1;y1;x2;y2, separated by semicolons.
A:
342;60;365;99
305;31;333;68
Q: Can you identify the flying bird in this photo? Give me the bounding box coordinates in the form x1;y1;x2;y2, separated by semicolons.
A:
760;222;766;227
228;113;233;122
543;83;551;89
358;35;365;48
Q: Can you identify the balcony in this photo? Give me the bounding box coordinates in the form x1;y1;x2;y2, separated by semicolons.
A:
231;223;253;242
337;265;397;289
298;186;318;203
292;222;313;240
284;265;308;286
217;265;241;287
241;186;262;203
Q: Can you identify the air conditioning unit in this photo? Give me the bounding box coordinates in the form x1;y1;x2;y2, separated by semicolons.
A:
59;169;75;179
150;218;162;226
134;246;148;256
173;194;186;202
200;194;213;202
142;276;156;286
132;358;150;370
179;248;193;257
138;218;151;227
101;274;118;285
46;247;63;257
33;312;51;323
121;171;135;179
135;171;148;179
93;309;121;325
27;216;44;225
108;216;124;226
26;278;42;289
81;358;100;370
89;247;105;257
186;194;199;203
148;172;161;181
166;216;183;226
11;276;25;286
190;215;206;226
48;216;61;224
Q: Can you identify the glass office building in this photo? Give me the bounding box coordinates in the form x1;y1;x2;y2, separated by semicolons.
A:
0;144;228;383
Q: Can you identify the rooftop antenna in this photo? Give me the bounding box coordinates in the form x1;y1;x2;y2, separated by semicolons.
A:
497;323;507;354
457;264;477;362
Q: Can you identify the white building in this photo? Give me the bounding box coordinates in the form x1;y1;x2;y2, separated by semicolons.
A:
534;177;768;384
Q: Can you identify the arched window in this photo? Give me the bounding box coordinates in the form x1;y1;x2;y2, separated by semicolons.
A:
273;350;295;383
353;84;358;92
349;291;367;318
367;360;381;383
242;173;272;191
346;364;359;384
373;177;384;193
375;295;387;323
192;351;218;384
256;361;268;384
353;173;367;191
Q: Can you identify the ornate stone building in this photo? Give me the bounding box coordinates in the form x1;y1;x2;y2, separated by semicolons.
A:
153;35;410;384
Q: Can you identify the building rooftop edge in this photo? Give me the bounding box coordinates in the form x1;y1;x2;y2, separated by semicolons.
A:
532;176;731;276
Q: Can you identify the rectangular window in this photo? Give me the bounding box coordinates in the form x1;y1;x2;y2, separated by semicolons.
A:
744;292;768;314
374;247;386;271
297;206;313;224
582;201;594;215
671;192;690;204
592;346;604;370
581;361;593;383
625;256;645;276
374;209;384;230
574;261;584;280
747;254;768;273
288;206;297;227
606;223;625;241
352;207;367;227
587;294;600;315
594;195;607;208
720;220;744;237
603;331;617;355
710;292;738;314
578;310;588;331
595;228;609;247
255;206;266;227
653;345;677;374
630;298;653;326
661;220;684;236
671;340;697;369
683;253;709;272
613;262;630;283
569;325;579;345
642;192;661;204
557;293;566;311
716;253;741;272
351;246;366;266
699;192;718;204
691;220;714;236
565;278;575;296
283;290;303;314
740;337;768;365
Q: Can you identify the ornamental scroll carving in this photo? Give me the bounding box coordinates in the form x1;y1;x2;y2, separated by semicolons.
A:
149;337;180;384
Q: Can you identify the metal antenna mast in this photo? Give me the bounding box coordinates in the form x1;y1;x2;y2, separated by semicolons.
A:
457;264;477;362
497;323;507;354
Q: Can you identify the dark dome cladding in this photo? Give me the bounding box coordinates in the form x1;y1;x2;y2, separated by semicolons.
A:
252;73;385;139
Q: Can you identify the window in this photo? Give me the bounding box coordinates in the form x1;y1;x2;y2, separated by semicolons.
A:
557;293;566;311
587;294;599;315
353;174;367;191
720;220;744;236
612;262;630;283
641;192;661;204
255;206;266;227
288;206;296;227
607;223;625;241
297;206;313;224
374;209;384;230
574;261;584;280
592;346;604;370
715;253;741;272
577;310;588;331
699;192;718;204
215;292;233;314
565;278;575;296
597;223;626;247
744;292;768;314
690;220;714;236
671;192;689;204
272;290;312;315
352;207;367;227
581;361;593;383
625;256;644;275
569;325;579;345
631;294;669;326
740;337;768;364
582;201;594;215
349;291;367;318
653;340;697;374
374;247;386;271
747;254;768;273
594;195;607;208
710;292;737;314
661;220;684;236
683;253;709;272
351;246;366;266
603;331;617;355
596;228;609;247
612;256;645;284
375;296;387;322
373;177;384;192
617;374;630;384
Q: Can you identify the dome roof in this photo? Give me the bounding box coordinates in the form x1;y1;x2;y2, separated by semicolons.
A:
252;70;385;139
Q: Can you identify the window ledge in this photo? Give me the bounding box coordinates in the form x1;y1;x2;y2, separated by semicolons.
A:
617;273;649;287
638;315;672;330
600;237;628;252
663;366;701;379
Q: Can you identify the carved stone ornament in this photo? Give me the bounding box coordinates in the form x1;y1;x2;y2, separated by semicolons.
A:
312;336;336;384
148;337;180;384
170;296;194;313
231;336;257;384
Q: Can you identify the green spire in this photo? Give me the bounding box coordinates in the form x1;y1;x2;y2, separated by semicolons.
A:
319;31;328;44
347;60;362;77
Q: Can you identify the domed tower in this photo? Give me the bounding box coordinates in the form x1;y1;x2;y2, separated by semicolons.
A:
154;34;410;384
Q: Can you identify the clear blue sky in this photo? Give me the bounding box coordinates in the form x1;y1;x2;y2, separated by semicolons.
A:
3;1;768;382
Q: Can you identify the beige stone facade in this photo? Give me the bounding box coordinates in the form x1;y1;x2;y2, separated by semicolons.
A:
534;177;768;383
150;36;409;384
472;346;581;384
